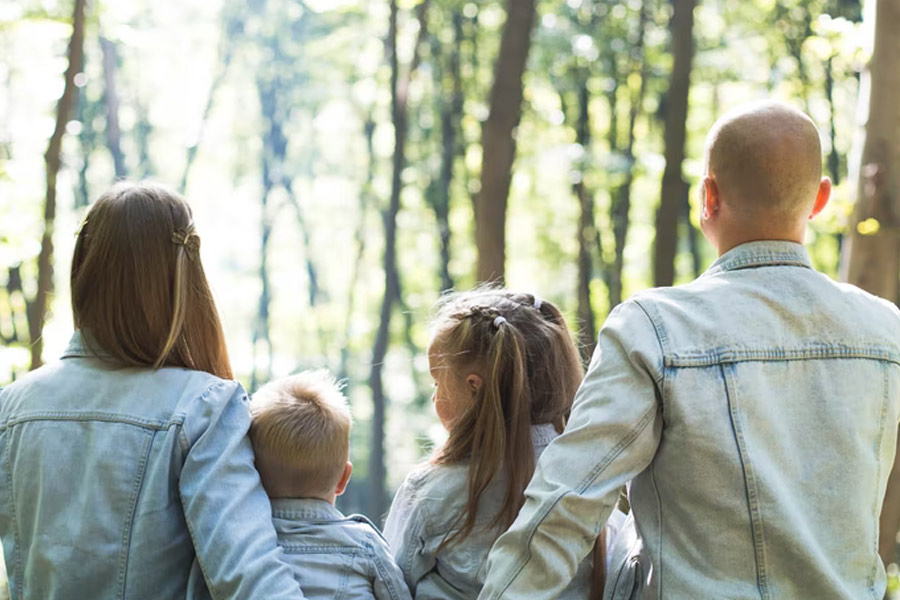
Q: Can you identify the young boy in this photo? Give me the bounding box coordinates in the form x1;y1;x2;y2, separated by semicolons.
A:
478;101;900;599
250;370;412;600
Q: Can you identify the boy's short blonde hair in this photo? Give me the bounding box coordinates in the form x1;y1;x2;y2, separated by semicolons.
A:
249;370;352;498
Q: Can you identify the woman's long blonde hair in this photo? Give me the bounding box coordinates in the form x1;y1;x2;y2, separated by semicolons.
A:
430;289;584;549
70;181;232;379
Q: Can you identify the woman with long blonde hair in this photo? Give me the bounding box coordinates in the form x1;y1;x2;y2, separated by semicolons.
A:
0;182;302;599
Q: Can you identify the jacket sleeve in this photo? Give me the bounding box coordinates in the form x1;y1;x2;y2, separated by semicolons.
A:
383;475;434;593
371;529;415;600
179;381;304;600
478;300;664;599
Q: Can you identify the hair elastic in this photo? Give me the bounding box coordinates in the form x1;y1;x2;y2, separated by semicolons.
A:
493;316;507;328
533;297;542;310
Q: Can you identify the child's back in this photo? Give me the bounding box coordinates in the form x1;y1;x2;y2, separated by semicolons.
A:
249;371;411;600
385;424;595;599
272;498;409;600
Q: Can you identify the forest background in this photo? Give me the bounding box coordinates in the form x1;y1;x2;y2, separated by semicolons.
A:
2;0;900;594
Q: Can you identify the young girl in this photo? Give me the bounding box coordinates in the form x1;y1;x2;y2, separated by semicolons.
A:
384;289;612;599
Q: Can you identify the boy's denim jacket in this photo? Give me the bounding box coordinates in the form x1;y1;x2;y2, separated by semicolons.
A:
479;241;900;600
384;424;593;599
270;498;411;600
0;333;303;599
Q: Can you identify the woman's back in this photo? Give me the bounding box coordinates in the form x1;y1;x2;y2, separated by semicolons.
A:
0;336;295;599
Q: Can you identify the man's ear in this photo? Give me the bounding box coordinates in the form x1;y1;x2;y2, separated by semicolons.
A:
335;462;353;497
466;374;483;395
702;176;720;220
809;176;832;220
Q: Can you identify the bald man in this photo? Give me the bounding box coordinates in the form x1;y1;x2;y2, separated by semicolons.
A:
478;101;900;599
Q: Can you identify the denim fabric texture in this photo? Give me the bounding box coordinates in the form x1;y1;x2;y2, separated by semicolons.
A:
0;332;303;600
384;424;594;599
269;498;411;600
479;241;900;600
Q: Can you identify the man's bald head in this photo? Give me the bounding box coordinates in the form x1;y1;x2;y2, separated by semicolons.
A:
704;101;823;222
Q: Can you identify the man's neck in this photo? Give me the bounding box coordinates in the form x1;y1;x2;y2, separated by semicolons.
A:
716;231;805;256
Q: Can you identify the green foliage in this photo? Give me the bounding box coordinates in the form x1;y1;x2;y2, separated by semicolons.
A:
0;0;869;516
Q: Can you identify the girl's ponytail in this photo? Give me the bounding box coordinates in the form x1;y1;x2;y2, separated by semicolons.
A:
431;288;583;550
438;315;534;550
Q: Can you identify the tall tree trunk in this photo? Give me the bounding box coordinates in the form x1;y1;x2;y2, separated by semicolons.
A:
842;0;900;302
28;0;87;370
474;0;537;283
609;0;649;308
250;81;282;391
339;116;377;383
100;36;126;178
825;54;844;264
438;9;464;292
847;0;900;567
368;0;429;521
571;80;597;358
75;77;97;209
653;0;694;288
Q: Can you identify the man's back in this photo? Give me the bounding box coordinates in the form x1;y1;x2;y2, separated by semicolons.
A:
624;241;900;598
479;241;900;600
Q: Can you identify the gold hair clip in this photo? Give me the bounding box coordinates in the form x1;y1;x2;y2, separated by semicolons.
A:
172;224;200;255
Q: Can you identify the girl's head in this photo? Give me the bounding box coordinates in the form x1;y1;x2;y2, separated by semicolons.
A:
71;181;232;379
428;288;583;547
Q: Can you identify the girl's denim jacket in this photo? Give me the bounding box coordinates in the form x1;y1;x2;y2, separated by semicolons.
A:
384;424;593;599
479;241;900;600
0;333;303;599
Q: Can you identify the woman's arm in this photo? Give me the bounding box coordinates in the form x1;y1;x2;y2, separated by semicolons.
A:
179;381;303;600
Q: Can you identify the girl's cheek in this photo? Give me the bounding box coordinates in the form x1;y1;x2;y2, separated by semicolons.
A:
434;397;456;431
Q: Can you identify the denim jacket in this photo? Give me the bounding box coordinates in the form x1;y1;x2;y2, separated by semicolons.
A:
384;424;593;599
479;241;900;600
0;332;303;599
270;498;411;600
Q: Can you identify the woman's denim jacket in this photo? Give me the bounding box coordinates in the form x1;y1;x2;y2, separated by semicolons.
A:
479;241;900;600
0;332;303;599
384;424;593;599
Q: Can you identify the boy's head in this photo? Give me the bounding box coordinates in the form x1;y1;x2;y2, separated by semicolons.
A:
700;100;832;254
249;370;353;502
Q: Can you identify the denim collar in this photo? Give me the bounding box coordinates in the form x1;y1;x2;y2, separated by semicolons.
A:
270;497;344;521
60;330;110;360
702;240;813;278
531;423;559;447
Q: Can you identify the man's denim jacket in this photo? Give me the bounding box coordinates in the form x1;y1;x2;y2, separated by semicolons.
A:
384;424;593;599
0;332;303;599
479;241;900;600
270;498;411;600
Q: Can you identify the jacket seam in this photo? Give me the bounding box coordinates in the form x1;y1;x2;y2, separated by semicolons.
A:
117;428;155;598
631;299;667;387
870;367;891;595
0;412;185;432
4;432;21;599
722;363;769;600
650;465;663;600
371;542;402;600
665;347;900;367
